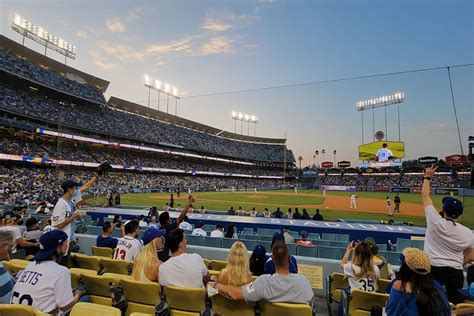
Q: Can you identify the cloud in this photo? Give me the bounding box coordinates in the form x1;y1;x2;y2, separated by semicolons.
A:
106;18;126;33
197;37;234;55
75;30;88;39
258;0;274;3
90;51;121;70
125;11;139;22
201;18;232;32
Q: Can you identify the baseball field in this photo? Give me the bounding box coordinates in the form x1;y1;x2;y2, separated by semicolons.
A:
88;189;474;228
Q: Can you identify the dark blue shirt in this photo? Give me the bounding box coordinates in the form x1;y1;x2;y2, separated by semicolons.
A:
96;235;118;249
264;256;298;274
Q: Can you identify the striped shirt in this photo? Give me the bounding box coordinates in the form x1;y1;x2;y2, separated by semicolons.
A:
0;262;15;304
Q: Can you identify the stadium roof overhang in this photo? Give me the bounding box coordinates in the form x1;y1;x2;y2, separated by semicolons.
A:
107;96;287;145
0;35;110;92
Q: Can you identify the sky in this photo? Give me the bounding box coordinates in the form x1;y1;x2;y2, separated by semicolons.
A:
1;0;473;166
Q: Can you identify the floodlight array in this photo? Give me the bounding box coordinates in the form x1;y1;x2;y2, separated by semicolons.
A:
356;92;405;111
231;111;258;123
144;74;180;98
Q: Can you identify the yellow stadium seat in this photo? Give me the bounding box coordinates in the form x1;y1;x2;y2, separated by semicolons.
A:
211;294;255;316
455;303;474;310
345;289;389;316
377;279;391;293
326;272;348;314
2;259;30;274
170;311;199;316
261;302;312;316
82;274;120;306
130;313;154;316
208;269;220;278
209;260;227;271
121;278;161;316
0;304;49;316
102;257;131;275
69;267;97;288
74;253;102;271
92;246;114;258
203;259;210;268
163;285;206;313
71;302;121;316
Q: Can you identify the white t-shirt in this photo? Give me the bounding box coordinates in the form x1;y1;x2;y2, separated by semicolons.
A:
375;148;393;162
0;226;21;253
350;194;356;201
113;236;143;262
210;230;224;238
51;198;75;242
191;228;207;236
343;262;380;292
11;261;74;314
179;222;193;231
159;253;208;288
424;205;473;269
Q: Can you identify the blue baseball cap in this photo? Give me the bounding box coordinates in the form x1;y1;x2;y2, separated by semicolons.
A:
252;245;267;261
442;197;463;218
61;179;82;192
2;211;15;219
34;230;68;262
142;227;166;245
271;231;285;248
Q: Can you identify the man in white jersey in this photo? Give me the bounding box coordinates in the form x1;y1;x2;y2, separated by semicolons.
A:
386;197;393;216
350;193;357;209
375;143;393;162
422;164;473;304
114;219;143;262
10;230;84;314
51;177;97;256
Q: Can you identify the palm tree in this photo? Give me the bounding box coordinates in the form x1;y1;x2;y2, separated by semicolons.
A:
298;156;303;170
333;150;337;164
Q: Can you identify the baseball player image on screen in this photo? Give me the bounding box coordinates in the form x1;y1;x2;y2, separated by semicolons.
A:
375;143;393;162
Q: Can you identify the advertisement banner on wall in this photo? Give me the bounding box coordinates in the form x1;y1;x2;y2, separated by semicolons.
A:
445;155;468;164
320;185;357;191
375;186;390;192
391;187;411;193
321;161;334;169
418;156;438;165
337;161;351;168
434;188;460;195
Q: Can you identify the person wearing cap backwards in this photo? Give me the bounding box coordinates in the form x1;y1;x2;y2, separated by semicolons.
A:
51;176;97;257
131;227;166;282
10;230;86;314
422;164;473;304
386;247;450;316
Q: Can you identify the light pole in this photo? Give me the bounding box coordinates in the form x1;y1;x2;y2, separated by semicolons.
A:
144;75;180;115
231;111;258;136
322;149;326;162
315;150;319;167
333;150;337;164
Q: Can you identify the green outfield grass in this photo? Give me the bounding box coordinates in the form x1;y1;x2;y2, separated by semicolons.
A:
87;190;474;228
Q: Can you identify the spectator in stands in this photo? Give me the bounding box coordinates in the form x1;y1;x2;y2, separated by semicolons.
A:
364;237;388;278
163;202;170;212
225;224;237;239
273;207;283;218
218;241;253;286
249;245;267;276
96;222;118;249
422;165;472;304
159;228;210;288
292;208;302;220
0;213;38;255
35;202;49;214
178;216;193;231
282;226;295;244
10;230;85;313
386;248;450;316
296;231;313;246
301;209;310;220
227;206;236;215
286;208;292;219
113;220;142;261
249;208;257;217
11;213;26;235
158;195;194;262
23;218;43;242
215;240;313;305
211;224;225;238
199;206;207;214
263;208;271;218
0;231;15;303
191;221;207;236
237;206;245;216
313;209;324;221
340;241;380;291
149;216;159;229
113;215;123;228
114;191;121;205
264;232;298;274
132;227;165;282
148;206;158;219
138;215;148;228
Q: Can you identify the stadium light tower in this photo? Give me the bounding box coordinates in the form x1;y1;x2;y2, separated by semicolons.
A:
144;75;180;114
356;92;405;142
11;13;76;64
232;111;259;136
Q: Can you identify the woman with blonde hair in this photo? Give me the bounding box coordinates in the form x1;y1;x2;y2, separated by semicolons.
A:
131;227;165;282
218;241;253;286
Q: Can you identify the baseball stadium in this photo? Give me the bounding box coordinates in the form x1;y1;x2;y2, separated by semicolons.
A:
0;1;473;316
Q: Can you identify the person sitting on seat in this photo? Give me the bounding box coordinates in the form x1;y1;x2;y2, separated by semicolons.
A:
264;232;298;274
218;241;253;286
23;218;43;242
340;241;380;292
96;222;118;249
249;245;268;277
215;240;313;304
312;209;324;221
296;230;313;246
301;209;311;220
0;231;15;303
210;224;224;238
132;227;165;282
191;221;207;236
178;216;193;231
224;224;238;239
113;220;143;261
282;226;295;244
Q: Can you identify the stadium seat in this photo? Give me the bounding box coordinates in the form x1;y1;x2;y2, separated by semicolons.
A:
385;251;402;265
187;235;205;246
85;215;94;226
343;289;389;316
335;234;350;242
242;239;258;250
70;267;97;288
208;269;220;278
222;237;237;248
289;231;299;238
242;227;254;235
71;302;121;316
87;225;103;236
316;240;330;246
211;294;255;316
82;274;120;306
297;245;317;257
376;244;388;252
455;303;474;310
163;285;206;313
240;234;258;240
0;304;48;316
102;258;131;275
112;229;122;238
396;238;412;251
412;240;424;250
74;253;102;271
203;259;210;268
203;224;214;232
308;233;321;240
322;233;337;241
205;236;223;248
261;302;312;316
209;259;227;271
318;245;339;259
329;241;348;248
257;228;270;236
2;259;30;274
377;278;392;293
92;246;114;258
326;272;348;315
287;243;297;255
121;278;161;315
338;248;349;260
258;235;273;242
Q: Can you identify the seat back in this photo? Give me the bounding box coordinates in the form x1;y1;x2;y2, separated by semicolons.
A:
258;235;273;242
87;225;103;236
385;251;402;265
297;245;317;257
377;279;392;293
308;233;321;240
242;228;254;235
257;228;269;236
376;244;388;251
81;274;117;305
242;239;258;250
455;303;474;310
71;302;121;316
74;253;101;271
240;234;258;240
328;273;348;303
211;294;255;316
204;236;223;248
348;290;389;315
0;304;45;316
335;234;350;242
329;241;347;248
396;238;412;251
163;286;206;312
92;246;114;258
2;259;30;274
121;278;161;314
261;302;312;316
412;240;424;250
102;258;130;275
209;259;227;271
322;233;336;241
318;245;339;259
187;235;205;246
222;238;236;248
287;243;297;255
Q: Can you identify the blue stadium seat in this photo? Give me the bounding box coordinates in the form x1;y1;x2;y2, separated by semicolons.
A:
187;235;205;246
259;241;272;251
322;233;337;241
297;245;317;257
203;225;215;232
377;244;388;252
239;234;258;240
396;238;413;251
242;239;258;250
222;238;236;249
257;228;270;236
316;240;330;246
205;237;223;248
242;227;254;235
338;248;348;260
259;235;273;242
308;233;321;240
287;243;297;256
112;229;122;238
85;215;93;226
289;231;299;238
329;241;347;248
335;234;350;242
378;251;387;259
412;240;424;250
318;245;339;259
386;251;402;265
87;225;102;236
